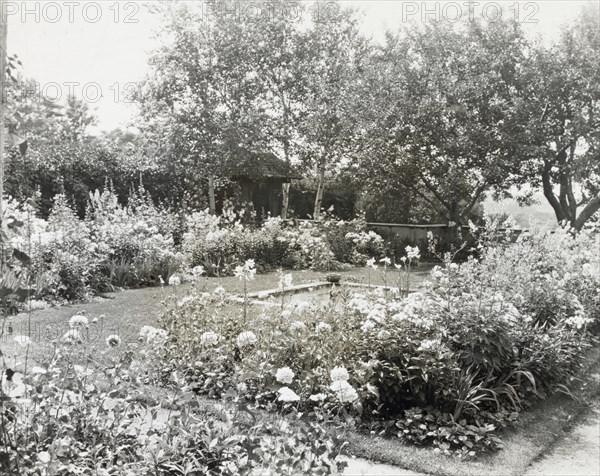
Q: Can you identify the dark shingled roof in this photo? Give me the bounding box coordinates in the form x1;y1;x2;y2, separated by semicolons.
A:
223;149;302;181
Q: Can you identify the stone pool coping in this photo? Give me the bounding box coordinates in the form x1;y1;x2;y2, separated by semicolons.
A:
228;281;407;307
248;281;401;299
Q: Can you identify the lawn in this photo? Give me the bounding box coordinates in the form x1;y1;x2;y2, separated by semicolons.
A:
1;264;434;363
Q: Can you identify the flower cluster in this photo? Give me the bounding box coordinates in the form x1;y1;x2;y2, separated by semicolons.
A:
158;223;598;458
234;259;257;281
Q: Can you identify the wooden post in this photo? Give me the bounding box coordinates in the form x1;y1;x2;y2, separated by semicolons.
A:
0;11;7;219
281;182;290;219
313;160;326;219
208;175;216;215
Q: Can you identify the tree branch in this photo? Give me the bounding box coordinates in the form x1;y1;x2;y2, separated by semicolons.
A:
416;167;451;212
459;180;488;220
574;194;600;231
542;159;565;223
539;103;549;123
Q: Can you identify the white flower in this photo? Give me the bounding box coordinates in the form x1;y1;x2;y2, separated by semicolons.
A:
275;367;295;384
277;386;300;402
330;380;359;403
106;335;121;347
63;329;81;344
315;322;332;334
309;393;327;402
366;258;377;270
200;331;220;345
13;335;31;347
178;295;196;307
139;326;168;344
214;286;226;296
38;451;51;464
69;314;89;328
236;331;257;347
28;299;47;310
377;329;391;340
330;366;349;382
289;321;307;332
417;339;440;352
234;259;257;281
361;320;375;332
139;325;156;341
431;266;444;279
91;317;99;324
380;257;391;266
30;366;47;375
468;220;479;234
73;365;86;374
405;246;421;260
168;275;181;286
367;308;385;323
281;309;292;319
566;314;593;329
279;273;293;289
192;265;205;277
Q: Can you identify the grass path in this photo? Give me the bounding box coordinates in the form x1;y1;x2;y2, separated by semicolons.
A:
525;397;600;476
1;265;433;361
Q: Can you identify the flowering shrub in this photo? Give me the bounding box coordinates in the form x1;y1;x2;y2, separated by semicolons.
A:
159;225;598;458
3;191;389;306
7;188;183;303
182;209;384;276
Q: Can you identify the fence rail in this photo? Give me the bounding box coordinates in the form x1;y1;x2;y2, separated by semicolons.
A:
290;218;525;242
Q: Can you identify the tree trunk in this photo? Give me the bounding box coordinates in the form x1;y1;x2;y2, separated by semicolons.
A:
574;195;600;231
208;176;216;215
281;182;290;219
0;17;7;219
313;160;326;219
542;161;566;223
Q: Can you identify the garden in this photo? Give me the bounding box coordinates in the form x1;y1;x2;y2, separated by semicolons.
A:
1;1;600;475
1;207;599;474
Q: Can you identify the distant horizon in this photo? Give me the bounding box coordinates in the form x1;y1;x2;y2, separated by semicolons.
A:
484;191;557;228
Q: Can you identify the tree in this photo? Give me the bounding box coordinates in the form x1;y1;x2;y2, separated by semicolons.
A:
246;2;308;218
1;14;7;218
296;7;368;219
521;5;600;230
140;1;276;213
358;19;531;226
4;76;145;215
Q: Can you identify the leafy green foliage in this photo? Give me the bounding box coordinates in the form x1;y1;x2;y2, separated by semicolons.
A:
159;224;598;458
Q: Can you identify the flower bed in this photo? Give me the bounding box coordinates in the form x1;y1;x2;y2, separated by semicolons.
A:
2;192;385;309
1;317;347;474
157;225;599;458
182;210;384;276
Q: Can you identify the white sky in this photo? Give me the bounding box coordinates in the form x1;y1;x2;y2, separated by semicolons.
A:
5;0;596;131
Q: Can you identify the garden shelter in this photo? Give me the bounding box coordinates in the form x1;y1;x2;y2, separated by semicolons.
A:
225;150;302;219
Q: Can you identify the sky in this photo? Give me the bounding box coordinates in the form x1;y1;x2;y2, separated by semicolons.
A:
5;0;596;132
